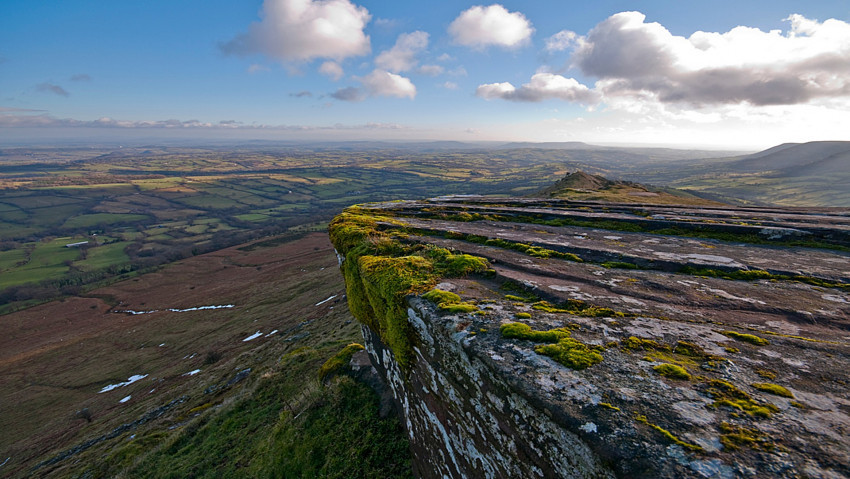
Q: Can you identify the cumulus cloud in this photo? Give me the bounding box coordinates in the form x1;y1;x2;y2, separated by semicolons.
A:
442;81;459;90
449;4;533;49
574;11;850;106
36;83;69;97
361;69;416;98
319;60;344;80
375;31;429;72
479;12;850;108
220;0;371;62
545;30;577;52
477;73;598;102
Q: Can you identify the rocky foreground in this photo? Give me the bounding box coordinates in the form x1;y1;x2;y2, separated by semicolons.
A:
330;196;850;478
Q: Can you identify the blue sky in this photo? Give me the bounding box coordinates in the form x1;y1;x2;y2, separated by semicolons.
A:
1;0;849;148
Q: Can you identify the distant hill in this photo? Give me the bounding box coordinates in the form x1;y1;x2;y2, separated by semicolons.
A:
630;141;850;207
726;141;850;174
534;171;724;206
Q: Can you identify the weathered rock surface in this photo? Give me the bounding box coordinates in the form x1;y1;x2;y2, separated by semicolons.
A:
331;196;850;478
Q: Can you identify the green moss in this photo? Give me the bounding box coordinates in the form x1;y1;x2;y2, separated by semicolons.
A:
534;339;603;370
755;369;776;380
500;322;602;370
600;261;639;269
725;347;740;353
504;294;529;302
635;415;703;452
622;336;667;351
751;382;794;398
329;208;490;372
598;402;620;412
790;401;807;409
681;267;849;291
532;299;624;318
439;302;477;313
653;363;691;380
673;341;705;357
318;343;365;380
719;422;773;451
422;289;461;305
705;379;779;418
515;312;532;319
500;322;570;343
721;331;769;346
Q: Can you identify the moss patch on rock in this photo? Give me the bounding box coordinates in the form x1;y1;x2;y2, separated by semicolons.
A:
653;363;691;380
318;343;365;380
752;382;794;398
721;331;769;346
500;322;602;370
705;379;779;418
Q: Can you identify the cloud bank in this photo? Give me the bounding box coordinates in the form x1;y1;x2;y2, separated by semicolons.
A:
220;0;371;62
480;12;850;107
449;4;533;49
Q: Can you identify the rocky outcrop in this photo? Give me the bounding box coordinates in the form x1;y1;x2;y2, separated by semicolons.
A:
331;196;850;478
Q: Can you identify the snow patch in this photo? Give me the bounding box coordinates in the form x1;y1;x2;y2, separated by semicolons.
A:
315;295;338;306
183;369;201;376
116;304;235;315
119;395;131;403
242;331;263;342
265;329;279;337
99;374;148;393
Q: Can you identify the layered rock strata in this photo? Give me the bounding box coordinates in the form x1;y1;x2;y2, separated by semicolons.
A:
331;197;850;478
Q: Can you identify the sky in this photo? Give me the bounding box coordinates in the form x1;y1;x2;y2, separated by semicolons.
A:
1;0;849;149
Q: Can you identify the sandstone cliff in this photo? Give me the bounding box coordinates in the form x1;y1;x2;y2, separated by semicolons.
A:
330;196;850;478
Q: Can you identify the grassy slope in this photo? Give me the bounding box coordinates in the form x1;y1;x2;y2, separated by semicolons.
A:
0;233;411;478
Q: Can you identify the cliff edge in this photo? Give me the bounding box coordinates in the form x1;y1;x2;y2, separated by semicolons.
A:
329;196;850;478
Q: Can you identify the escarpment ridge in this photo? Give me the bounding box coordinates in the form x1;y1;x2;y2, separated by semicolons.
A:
330;195;850;478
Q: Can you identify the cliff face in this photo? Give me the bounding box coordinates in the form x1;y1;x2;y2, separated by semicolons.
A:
330;196;850;478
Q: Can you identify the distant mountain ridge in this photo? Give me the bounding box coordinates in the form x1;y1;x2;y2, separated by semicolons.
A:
535;171;723;206
726;141;850;174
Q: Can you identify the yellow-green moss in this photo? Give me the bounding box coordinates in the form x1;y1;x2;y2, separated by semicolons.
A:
422;289;461;305
755;369;776;380
721;331;769;346
439;302;478;313
752;382;794;398
622;336;667;351
598;402;620;412
532;299;624;318
790;401;806;409
504;294;528;302
318;343;365;380
515;312;532;319
705;379;779;418
330;208;490;372
500;322;570;342
724;347;740;353
534;339;603;370
635;414;703;452
719;422;773;451
653;363;691;380
500;322;602;370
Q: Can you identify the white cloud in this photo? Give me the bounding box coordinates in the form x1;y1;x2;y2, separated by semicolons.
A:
319;61;344;80
418;64;444;76
448;4;533;49
476;73;598;103
437;53;453;62
220;0;371;62
360;69;416;98
478;12;850;110
442;81;459;90
545;30;577;52
573;11;850;106
375;31;429;73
